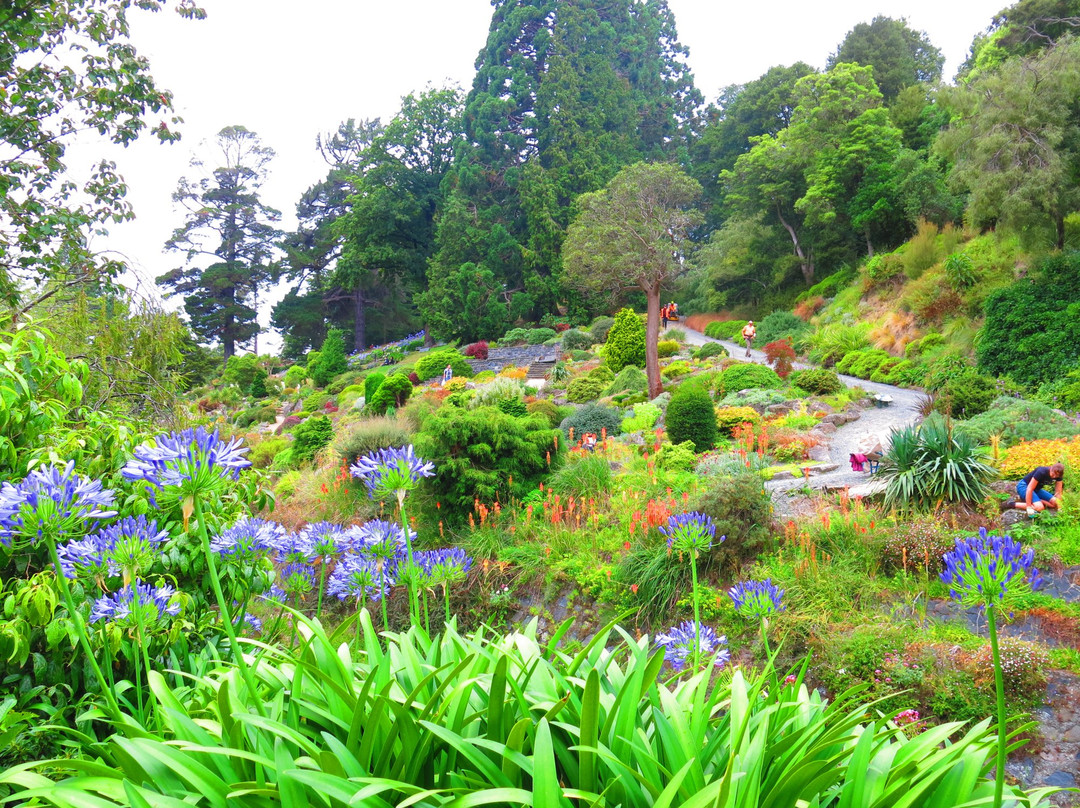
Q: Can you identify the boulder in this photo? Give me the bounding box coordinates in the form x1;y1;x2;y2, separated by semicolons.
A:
766;403;792;416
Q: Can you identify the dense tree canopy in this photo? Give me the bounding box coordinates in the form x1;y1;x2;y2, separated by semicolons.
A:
829;16;944;102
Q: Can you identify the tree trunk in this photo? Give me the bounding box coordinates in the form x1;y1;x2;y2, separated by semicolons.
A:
354;287;366;350
776;205;814;285
1056;212;1065;251
865;230;875;257
645;283;662;399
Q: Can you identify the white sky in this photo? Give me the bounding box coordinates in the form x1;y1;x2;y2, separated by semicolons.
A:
73;0;1005;347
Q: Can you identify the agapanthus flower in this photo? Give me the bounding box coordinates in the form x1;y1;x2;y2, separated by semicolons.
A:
660;512;719;556
728;579;786;619
259;585;287;605
296;521;351;564
0;462;116;546
278;563;317;600
121;427;250;500
56;532;117;580
655;621;730;671
328;554;392;601
350;445;434;503
94;515;168;580
90;581;181;627
269;530;310;564
346;519;409;562
940;527;1043;608
211;516;286;561
414;548;473;589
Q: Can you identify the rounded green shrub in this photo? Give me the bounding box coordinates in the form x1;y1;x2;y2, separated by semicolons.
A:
560;403;623;438
656;339;680;358
835;350;865;376
666;384;716;451
283;364;307;387
335;417;413;466
368;373;413;414
526;399;565;428
311;329;349;388
496;398;528;417
716;363;781;396
566;375;609;403
526;328;557;345
688;468;772;575
292;414;334;465
704;320;748;340
849;349;892;379
935;373;998;419
756;310;810;346
605;308;646;372
248;369;269;398
414;349;474;382
364;372;386;404
589;316;615;344
695;342;728;360
304;391;332;412
561;329;593;352
661;360;691;379
604;365;647;396
788;368;843;395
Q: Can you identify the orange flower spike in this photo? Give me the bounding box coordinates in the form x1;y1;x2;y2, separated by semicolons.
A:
544;546;552;557
439;520;444;539
631;584;638;594
568;427;574;443
436;501;441;511
623;541;631;551
601;427;607;441
469;513;476;528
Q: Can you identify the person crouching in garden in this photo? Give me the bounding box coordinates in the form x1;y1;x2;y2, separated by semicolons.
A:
1008;463;1065;515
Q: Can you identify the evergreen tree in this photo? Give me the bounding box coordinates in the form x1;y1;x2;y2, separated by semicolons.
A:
158;126;281;364
829;17;944;102
311;329;348;388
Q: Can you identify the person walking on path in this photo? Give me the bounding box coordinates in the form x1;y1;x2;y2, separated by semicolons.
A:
741;320;756;358
441;364;453;387
1006;463;1065;514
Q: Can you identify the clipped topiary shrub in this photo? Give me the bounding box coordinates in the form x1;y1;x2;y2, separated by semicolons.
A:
605;308;646;372
604;365;647;396
463;341;489;360
705;320;748;341
716;363;781;396
695;342;728;360
292;414;334;465
364;372;386;404
788;368;843;395
414;349;474;382
849;349;892;379
560;402;623;439
715;405;761;436
666;384;717;451
368;373;413;414
656;339;680;358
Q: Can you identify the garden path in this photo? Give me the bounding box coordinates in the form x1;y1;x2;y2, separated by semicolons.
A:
673;325;924;494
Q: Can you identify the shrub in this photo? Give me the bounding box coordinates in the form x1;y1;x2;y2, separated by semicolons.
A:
561;403;623;439
998;435;1080;478
283;364;307;387
880;415;996;510
566;375;608;403
849;349;892;380
943;252;977;290
326;371;365;395
605;308;646;372
688;468;773;575
334;417;413;466
694;342;728;360
763;339;796;378
834;350;864;376
903;220;941;279
666;385;716;451
957;397;1080;447
311;329;349;387
234;404;277;428
622;402;661;432
463;341;489;360
292;414;334;465
905;332;945;359
561;329;593;352
788;368;843;395
570;349;594;361
658;440;698;471
704;319;747;340
935;373;997;419
526;399;565;428
222;353;261;390
604;365;647;396
364;372;386;404
972;638;1049;706
526;327;557;345
756;310;810;346
500;327;530;344
862;253;904;284
368;373;413;414
716;362;781;395
248;369;269;398
548;452;612;499
715;405;761;436
660;360;691;379
496;398;528;417
869;357;903;384
879;519;955;574
276;415;303;435
248;437;291;469
414;349;474;382
588;316;615;343
303;391;332;412
806;323;872;367
416;405;563;520
656;339;680;358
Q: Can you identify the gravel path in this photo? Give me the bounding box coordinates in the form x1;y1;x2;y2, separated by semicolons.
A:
671;324;924;494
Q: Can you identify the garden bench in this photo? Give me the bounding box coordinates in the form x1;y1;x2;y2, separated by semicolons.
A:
872;394;893;408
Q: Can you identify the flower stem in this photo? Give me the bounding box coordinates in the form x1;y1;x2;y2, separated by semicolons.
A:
444;583;451;627
760;614;778;693
193;498;266;718
46;542;123;724
130;582;155;727
987;605;1007;808
398;495;418;625
379;560;388;631
316;563;327;620
689;550;701;662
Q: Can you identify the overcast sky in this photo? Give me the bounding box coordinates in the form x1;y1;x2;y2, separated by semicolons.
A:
75;0;1005;344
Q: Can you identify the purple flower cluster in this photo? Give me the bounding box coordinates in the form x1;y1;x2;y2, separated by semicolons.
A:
328;555;389;601
660;512;719;555
414;548;473;588
940;527;1043;608
728;579;786;619
90;581;181;626
350;445;434;502
296;521;353;563
121;427;250;499
279;562;318;600
58;514;168;580
210;516;286;560
0;462;116;546
655;621;730;671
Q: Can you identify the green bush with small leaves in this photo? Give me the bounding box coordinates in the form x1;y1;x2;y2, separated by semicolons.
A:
661;360;692;379
715;405;761;436
604;308;646;372
311;329;349;387
566;375;609;403
604;365;647;396
694;342;728;360
526;399;566;428
656;339;680;358
756;310;810;346
935;372;998;419
589;316;614;343
303;391;332;412
561;329;593;352
414;349;474;382
622;402;661;432
292;414;334;465
368;373;413;414
665;384;716;451
561;402;623;439
788;368;843;395
526;327;557;345
716;363;781;395
704;320;748;340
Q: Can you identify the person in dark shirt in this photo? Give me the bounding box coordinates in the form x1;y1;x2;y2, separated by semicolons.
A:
1009;463;1064;514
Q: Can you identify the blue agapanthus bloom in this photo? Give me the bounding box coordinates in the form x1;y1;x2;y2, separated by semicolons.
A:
90;581;181;626
660;512;720;556
940;527;1043;608
728;579;786;619
268;529;310;565
121;427;251;499
296;521;351;564
0;462;117;546
211;516;286;561
259;584;287;605
347;519;409;561
56;532;117;580
655;621;730;671
279;562;317;600
350;445;434;503
328;554;391;601
94;515;168;579
414;548;473;588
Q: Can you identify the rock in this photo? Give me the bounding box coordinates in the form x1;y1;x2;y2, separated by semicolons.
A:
1000;509;1030;529
766;404;792;415
820;412;853;427
771;470;794;480
808;444;831;462
1044;771;1076;788
846;479;888;499
813;422;837;436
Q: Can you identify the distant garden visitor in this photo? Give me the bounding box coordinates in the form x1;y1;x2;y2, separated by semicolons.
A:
1005;462;1065;515
741;320;756;358
441;364;453;387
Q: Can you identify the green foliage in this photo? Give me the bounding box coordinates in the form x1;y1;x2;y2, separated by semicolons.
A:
326;371;365;396
689;468;773;574
789;368;843;395
364;372;386;404
955;396;1080;446
716;362;782;395
234;404;276;429
806;323;872;366
526;327;557;344
525;399;565;428
603;308;646;372
589;316;615;344
622;402;661;432
248;437;291;470
829;16;944;101
414;349;474;382
756;310;810;346
560;403;623;439
604;365;647;396
656;339;680;358
368;373;413;415
704;319;747;340
303;391;332;412
694;342;728;360
417;406;562;519
283;364;307;387
221;354;261;391
292;414;334;465
666;385;717;451
849;349;892;379
566;375;608;403
935;372;998;419
658;440;698;471
715;405;762;436
661;360;692;379
334;417;414;467
943;251;977;290
310;329;349;388
902;220;941;279
548;452;612;499
247;368;269;398
561;329;594;351
880;415;997;510
496;398;528;417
